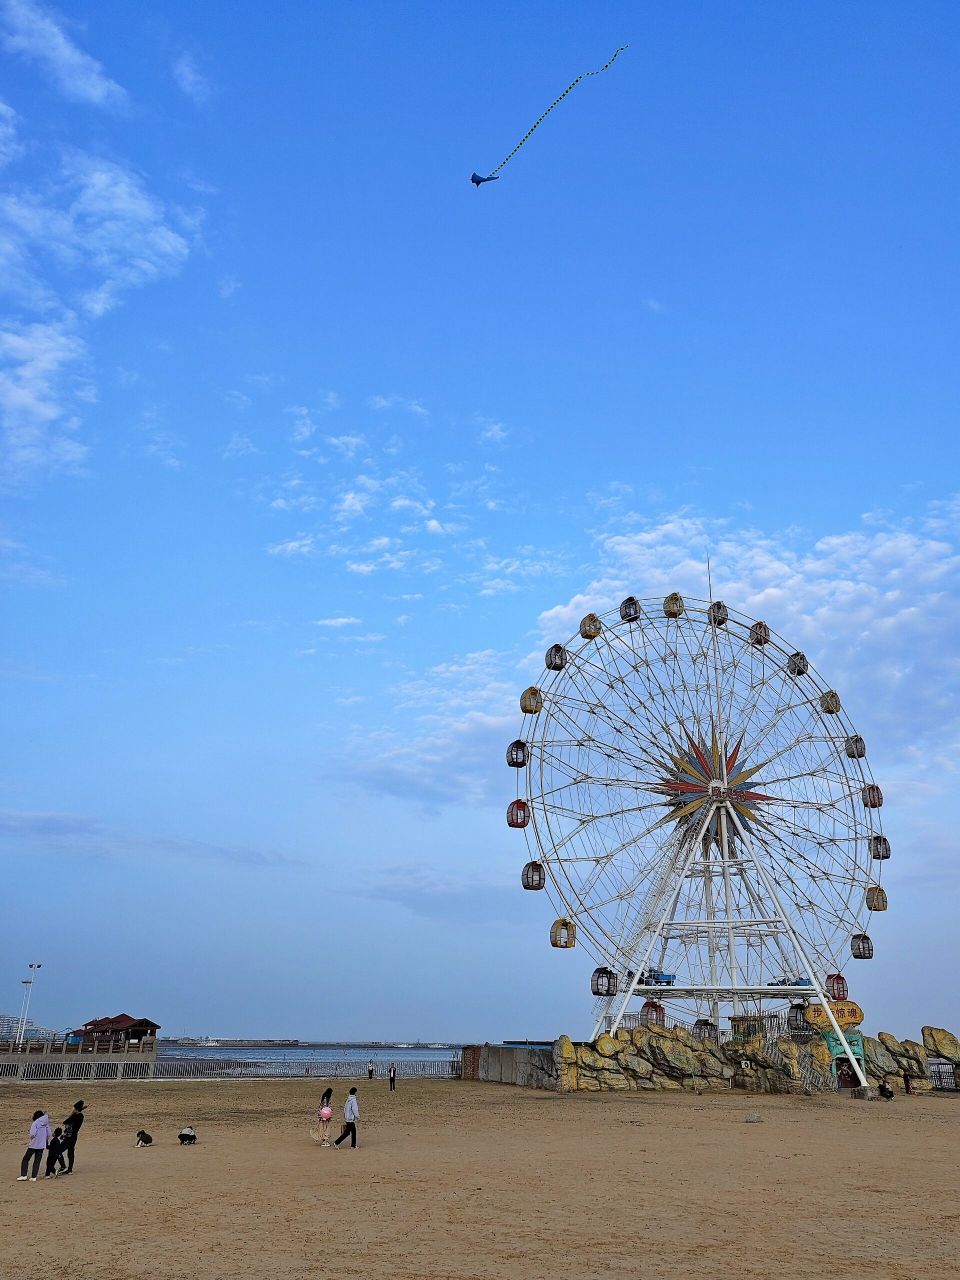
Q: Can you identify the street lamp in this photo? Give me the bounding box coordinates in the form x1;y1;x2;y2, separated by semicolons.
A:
15;963;42;1046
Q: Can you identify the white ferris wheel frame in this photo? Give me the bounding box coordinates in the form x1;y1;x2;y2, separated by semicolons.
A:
512;595;885;1089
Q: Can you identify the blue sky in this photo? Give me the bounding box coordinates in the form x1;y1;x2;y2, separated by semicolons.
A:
1;0;958;1041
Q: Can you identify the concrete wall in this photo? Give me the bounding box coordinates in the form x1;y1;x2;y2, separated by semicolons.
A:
463;1044;558;1090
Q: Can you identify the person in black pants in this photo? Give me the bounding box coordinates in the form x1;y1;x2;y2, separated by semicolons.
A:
60;1100;85;1174
389;1064;396;1092
18;1111;51;1181
333;1088;359;1149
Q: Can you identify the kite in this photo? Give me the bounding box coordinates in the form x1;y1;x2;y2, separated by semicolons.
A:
471;44;628;187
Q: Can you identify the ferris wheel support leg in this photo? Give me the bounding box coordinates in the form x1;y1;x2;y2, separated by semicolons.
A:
590;995;618;1043
727;809;868;1090
603;809;715;1039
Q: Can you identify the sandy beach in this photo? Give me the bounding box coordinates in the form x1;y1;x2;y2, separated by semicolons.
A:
1;1080;958;1280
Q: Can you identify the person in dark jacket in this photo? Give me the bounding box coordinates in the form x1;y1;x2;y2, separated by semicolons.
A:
60;1100;85;1174
135;1130;153;1147
45;1127;67;1177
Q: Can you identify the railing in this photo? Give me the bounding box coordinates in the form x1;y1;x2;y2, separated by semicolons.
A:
928;1059;959;1090
0;1056;461;1082
153;1057;461;1080
0;1037;157;1057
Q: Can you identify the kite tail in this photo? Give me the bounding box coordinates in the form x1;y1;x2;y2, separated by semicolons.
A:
487;45;628;178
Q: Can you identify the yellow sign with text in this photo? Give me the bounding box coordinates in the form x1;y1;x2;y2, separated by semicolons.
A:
804;1001;864;1031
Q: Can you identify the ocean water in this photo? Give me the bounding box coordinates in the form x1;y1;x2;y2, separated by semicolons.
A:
159;1043;459;1064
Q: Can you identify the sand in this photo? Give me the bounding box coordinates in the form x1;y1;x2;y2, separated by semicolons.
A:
2;1079;958;1280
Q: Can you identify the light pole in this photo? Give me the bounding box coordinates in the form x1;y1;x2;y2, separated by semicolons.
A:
15;963;42;1046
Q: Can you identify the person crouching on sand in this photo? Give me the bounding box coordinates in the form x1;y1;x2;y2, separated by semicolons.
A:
178;1126;198;1145
333;1088;359;1149
136;1130;153;1147
45;1127;67;1177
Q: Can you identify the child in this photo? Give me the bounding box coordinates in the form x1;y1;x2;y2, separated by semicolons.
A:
45;1126;67;1177
135;1130;153;1147
178;1126;198;1145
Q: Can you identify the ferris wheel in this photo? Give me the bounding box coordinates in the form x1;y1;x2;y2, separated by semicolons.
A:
507;593;889;1085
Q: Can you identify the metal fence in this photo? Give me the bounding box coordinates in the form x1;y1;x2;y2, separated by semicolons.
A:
0;1054;462;1083
928;1059;959;1090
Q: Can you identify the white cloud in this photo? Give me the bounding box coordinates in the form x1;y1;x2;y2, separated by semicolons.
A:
336;490;372;520
325;434;364;457
352;502;960;829
477;415;508;444
1;150;191;317
479;577;520;596
424;517;459;536
315;616;360;628
171;52;212;105
218;275;240;299
267;534;316;557
390;495;433;517
286;406;315;442
222;432;257;459
0;99;21;168
0;148;195;480
369;394;428;416
0;0;127;108
0;534;56;585
139;415;183;470
0;320;88;479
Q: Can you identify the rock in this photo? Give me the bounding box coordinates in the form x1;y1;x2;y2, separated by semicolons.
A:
614;1029;633;1047
693;1052;730;1079
594;1033;619;1058
647;1037;699;1079
670;1027;701;1052
616;1051;653;1079
745;1114;762;1123
650;1073;682;1091
809;1038;834;1074
577;1074;601;1091
555;1034;577;1064
558;1061;579;1092
878;1031;906;1060
863;1035;898;1078
922;1027;960;1065
597;1070;631;1091
775;1038;802;1080
576;1046;608;1072
900;1040;929;1076
908;1077;935;1094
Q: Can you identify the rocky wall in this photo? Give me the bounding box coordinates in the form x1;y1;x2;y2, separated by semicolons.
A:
551;1024;960;1094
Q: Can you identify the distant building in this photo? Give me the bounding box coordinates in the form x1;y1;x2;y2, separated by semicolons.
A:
71;1014;161;1045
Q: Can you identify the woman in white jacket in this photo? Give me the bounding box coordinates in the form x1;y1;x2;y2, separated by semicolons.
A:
17;1110;51;1181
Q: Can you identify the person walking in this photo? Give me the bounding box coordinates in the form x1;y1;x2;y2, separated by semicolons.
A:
389;1063;397;1092
367;1059;374;1081
60;1100;85;1174
18;1110;51;1181
333;1087;360;1149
